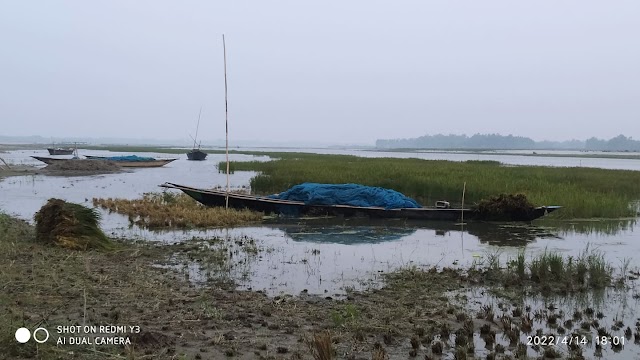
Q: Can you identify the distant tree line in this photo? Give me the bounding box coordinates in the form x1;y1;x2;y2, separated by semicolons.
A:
375;134;640;151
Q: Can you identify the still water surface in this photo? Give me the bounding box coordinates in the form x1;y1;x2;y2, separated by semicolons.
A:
1;148;638;295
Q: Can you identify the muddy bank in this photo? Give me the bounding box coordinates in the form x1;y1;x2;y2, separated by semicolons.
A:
0;214;486;360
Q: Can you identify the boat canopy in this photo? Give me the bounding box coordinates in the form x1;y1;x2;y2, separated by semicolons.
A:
269;183;422;209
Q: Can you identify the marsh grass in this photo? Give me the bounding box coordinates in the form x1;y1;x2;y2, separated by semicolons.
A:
501;246;615;291
93;192;263;229
219;153;640;219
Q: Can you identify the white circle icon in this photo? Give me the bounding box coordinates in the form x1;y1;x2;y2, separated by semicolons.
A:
33;328;50;343
15;328;31;343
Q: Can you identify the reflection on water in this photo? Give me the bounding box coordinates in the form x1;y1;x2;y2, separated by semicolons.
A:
267;221;418;244
555;219;638;236
267;217;636;247
111;217;639;298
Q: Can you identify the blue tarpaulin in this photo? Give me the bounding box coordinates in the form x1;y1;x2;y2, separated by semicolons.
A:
104;155;155;162
269;183;422;209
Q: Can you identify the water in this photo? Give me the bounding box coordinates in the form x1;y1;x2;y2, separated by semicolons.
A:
206;146;640;171
1;148;639;295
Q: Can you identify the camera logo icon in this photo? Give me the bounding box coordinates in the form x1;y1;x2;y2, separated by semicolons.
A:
15;327;50;343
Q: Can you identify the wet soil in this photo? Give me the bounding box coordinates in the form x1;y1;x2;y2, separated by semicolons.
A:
1;216;482;360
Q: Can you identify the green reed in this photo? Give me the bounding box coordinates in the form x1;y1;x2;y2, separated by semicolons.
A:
218;153;640;219
507;246;613;290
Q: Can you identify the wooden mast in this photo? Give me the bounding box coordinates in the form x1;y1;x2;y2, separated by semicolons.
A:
193;107;202;149
223;34;230;209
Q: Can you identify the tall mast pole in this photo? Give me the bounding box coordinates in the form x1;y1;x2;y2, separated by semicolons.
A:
223;34;230;209
193;106;202;149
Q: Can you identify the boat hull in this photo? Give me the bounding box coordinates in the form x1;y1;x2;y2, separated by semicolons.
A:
32;156;176;168
84;156;177;168
47;148;74;155
160;183;560;222
186;149;207;161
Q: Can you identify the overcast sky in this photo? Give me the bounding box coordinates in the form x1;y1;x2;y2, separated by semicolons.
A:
1;1;639;145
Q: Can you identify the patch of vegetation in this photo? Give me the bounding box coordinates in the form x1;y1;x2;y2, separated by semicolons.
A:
93;191;263;228
305;331;334;360
219;153;640;219
35;198;114;250
480;246;618;293
331;304;360;327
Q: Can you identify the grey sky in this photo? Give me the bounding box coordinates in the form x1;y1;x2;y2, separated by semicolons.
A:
1;1;639;145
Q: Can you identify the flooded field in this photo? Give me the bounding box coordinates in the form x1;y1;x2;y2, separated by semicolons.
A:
2;148;640;359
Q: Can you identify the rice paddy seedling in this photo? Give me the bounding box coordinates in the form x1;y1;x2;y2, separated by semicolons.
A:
483;250;502;272
478;304;495;322
511;250;526;280
453;345;468;360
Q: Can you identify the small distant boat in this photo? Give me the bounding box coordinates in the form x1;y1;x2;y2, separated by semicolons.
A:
84;155;177;168
47;148;74;155
186;107;207;161
187;149;207;161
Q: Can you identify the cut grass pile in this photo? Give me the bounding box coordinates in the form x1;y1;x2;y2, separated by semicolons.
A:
475;193;536;221
219;153;640;219
34;198;114;250
93;191;263;229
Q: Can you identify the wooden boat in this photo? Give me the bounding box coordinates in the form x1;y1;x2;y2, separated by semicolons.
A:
186;108;208;161
187;149;207;161
32;156;69;165
160;182;561;222
47;148;74;155
84;156;177;168
32;156;176;168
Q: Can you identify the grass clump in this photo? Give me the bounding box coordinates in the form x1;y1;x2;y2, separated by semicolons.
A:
306;330;334;360
93;192;263;229
34;198;113;250
219;153;640;219
330;304;360;328
500;246;614;292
